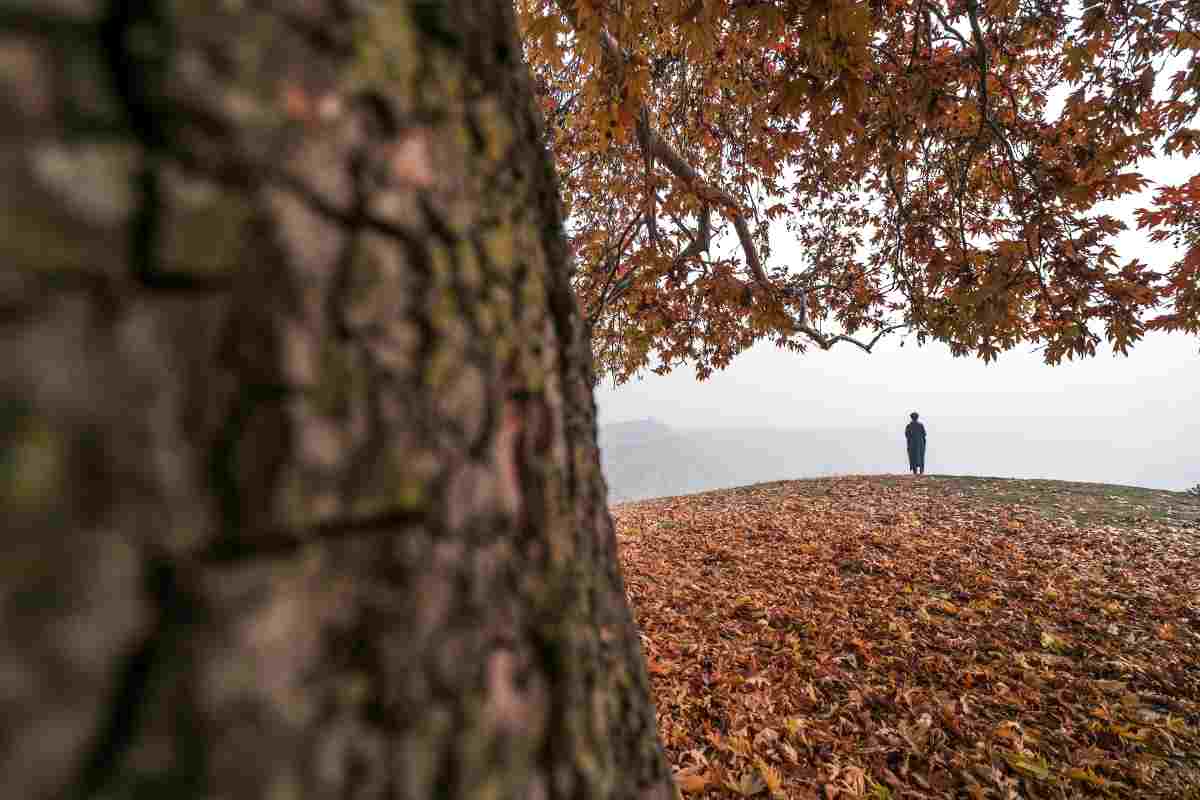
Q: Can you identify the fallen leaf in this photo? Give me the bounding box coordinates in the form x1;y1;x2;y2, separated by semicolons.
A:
673;766;712;794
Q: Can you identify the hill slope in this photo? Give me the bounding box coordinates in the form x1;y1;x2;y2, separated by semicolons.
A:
614;476;1200;798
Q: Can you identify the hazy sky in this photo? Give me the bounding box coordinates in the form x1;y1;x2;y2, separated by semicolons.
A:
596;330;1199;437
595;155;1200;478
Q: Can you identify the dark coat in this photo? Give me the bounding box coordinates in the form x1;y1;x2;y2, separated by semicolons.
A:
905;421;926;463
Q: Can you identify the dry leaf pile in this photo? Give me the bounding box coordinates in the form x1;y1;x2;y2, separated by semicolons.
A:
612;476;1200;799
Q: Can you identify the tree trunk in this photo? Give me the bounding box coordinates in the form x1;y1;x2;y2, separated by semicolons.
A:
0;2;674;798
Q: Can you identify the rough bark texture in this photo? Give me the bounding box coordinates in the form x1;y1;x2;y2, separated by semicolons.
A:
0;2;674;798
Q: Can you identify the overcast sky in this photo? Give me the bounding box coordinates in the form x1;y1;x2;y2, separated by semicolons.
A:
595;152;1199;488
596;329;1198;436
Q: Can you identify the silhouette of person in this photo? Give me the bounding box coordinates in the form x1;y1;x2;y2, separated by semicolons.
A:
905;412;926;475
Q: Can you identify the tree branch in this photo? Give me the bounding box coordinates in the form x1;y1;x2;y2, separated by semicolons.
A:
794;323;908;353
587;214;645;323
552;0;806;327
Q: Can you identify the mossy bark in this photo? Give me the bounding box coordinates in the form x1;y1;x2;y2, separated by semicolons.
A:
0;2;674;798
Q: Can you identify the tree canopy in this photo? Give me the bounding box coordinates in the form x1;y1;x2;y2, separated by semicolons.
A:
517;0;1200;381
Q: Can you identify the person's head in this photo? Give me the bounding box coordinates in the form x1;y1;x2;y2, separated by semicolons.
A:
910;412;919;421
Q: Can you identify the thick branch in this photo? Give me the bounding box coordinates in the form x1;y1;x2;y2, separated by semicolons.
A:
670;203;710;270
638;127;771;290
553;0;783;302
795;323;908;353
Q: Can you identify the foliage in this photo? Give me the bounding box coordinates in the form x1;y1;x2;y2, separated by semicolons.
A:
517;0;1200;380
613;476;1200;797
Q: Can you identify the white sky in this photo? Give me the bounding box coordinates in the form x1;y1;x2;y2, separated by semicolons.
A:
596;329;1199;437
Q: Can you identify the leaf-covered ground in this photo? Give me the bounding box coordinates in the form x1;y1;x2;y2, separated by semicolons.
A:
612;476;1200;799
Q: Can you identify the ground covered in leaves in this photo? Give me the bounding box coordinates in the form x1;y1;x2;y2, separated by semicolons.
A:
612;476;1200;799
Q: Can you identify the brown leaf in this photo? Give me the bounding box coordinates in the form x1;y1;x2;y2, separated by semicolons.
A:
673;766;711;795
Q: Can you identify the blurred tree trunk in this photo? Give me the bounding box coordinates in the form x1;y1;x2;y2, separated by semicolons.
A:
0;2;673;798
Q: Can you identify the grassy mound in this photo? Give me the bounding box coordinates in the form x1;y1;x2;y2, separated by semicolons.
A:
613;476;1200;798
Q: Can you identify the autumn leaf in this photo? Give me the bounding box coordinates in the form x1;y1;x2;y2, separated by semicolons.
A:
1000;750;1052;780
1040;630;1070;653
725;770;767;797
755;757;785;798
673;765;712;795
1066;766;1112;787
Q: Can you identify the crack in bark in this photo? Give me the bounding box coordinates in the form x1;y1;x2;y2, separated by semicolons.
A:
100;0;233;293
70;559;201;799
196;507;430;564
206;382;290;545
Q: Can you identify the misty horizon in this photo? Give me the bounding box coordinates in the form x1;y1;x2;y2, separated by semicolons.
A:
596;330;1200;500
600;416;1197;494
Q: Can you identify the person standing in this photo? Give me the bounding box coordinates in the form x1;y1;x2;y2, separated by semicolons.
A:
905;412;927;475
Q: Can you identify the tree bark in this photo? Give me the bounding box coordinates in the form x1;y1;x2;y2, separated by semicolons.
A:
0;2;674;798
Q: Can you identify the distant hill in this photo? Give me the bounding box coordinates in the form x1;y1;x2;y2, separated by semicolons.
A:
598;419;725;502
598;419;892;502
